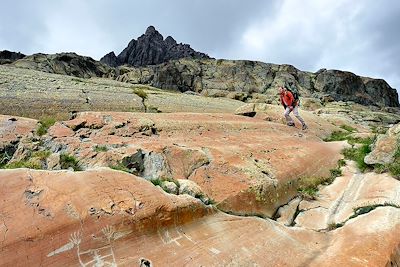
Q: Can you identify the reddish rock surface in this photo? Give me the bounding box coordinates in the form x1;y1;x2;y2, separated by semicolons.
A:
0;169;212;266
40;112;345;217
0;169;399;266
0;115;37;143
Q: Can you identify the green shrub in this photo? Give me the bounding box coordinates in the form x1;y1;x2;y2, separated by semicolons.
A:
298;187;318;200
373;163;387;174
388;162;400;178
133;88;148;100
32;150;51;160
370;125;387;135
343;142;373;172
323;131;350;142
109;162;131;173
349;136;375;146
60;153;81;171
3;160;42;169
337;159;346;167
297;159;345;199
37;117;56;136
324;129;374;146
394;146;400;159
150;178;163;186
339;125;356;133
330;168;342;179
93;145;108;152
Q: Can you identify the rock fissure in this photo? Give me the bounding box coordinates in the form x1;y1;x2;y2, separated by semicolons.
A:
326;203;400;231
0;215;8;248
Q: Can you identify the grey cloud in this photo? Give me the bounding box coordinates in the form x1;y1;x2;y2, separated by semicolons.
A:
0;0;49;54
0;0;399;93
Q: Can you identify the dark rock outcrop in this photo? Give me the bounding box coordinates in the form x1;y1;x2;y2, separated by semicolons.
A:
116;59;400;108
0;50;25;64
314;69;399;107
100;51;118;67
12;52;113;78
101;26;210;67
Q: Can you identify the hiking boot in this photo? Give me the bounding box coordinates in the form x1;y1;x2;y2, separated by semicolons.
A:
287;122;295;127
302;124;308;130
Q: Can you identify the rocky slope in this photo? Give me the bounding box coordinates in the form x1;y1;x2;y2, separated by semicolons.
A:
116;58;400;108
0;114;399;266
0;65;244;119
100;26;210;67
5;46;399;109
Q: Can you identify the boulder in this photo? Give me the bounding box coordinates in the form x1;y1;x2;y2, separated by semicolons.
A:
365;123;400;165
161;180;178;194
276;197;301;226
234;103;257;117
178;179;209;203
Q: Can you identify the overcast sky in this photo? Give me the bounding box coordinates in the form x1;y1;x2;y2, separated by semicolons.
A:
1;0;399;93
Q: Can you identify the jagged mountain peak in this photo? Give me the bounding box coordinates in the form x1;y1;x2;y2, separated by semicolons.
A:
145;25;157;35
100;26;210;67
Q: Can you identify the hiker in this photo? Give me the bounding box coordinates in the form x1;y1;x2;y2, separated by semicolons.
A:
279;83;308;130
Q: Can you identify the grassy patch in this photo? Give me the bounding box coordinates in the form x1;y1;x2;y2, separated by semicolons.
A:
150;178;163;187
32;150;51;160
60;153;81;171
370;125;387;135
93;145;108;152
339;125;356;132
297;163;344;200
323;131;350;142
37;117;56;136
3;160;42;169
343;138;374;172
388;162;400;178
1;149;52;170
324;125;375;147
349;202;400;220
298;187;319;200
109;163;131;173
150;177;180;188
324;125;356;142
373;163;387;174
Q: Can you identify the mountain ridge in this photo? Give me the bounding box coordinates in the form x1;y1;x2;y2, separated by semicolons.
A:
2;25;399;108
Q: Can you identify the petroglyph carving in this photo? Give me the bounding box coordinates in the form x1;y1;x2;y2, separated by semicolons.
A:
48;226;118;266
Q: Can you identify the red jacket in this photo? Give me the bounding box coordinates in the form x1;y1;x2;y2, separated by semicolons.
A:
280;91;295;107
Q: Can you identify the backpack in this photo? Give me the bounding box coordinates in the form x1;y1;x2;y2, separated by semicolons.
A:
286;83;300;104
